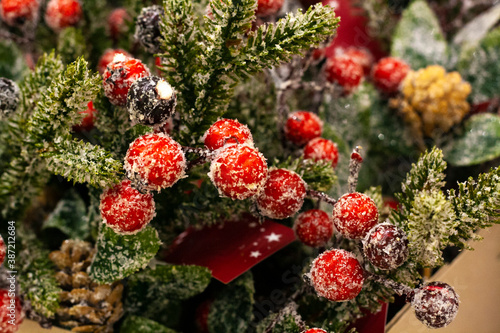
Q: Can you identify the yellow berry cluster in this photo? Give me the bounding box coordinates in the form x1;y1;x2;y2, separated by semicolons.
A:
390;65;471;146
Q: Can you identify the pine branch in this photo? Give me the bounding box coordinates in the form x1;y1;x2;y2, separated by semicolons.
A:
277;156;337;192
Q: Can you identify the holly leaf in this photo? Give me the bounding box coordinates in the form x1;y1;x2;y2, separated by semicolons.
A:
391;0;448;69
89;225;161;283
120;316;178;333
458;27;500;103
207;272;254;333
444;113;500;166
42;189;89;239
453;3;500;49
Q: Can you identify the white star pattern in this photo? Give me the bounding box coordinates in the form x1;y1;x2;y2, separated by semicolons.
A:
250;251;262;258
265;233;281;242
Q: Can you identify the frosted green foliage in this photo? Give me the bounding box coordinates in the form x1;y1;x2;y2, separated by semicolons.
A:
453;4;500;49
207;272;254;333
391;0;449;70
42;189;89;239
120;316;178;333
57;28;88;64
405;190;458;267
18;227;61;319
127;264;211;302
458;27;500;103
0;40;29;81
89;225;162;283
444;114;500;166
448;166;500;249
270;313;303;333
277;157;337;192
364;186;383;216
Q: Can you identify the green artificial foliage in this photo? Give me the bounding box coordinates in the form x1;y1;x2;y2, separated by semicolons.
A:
277;156;337;192
120;316;178;333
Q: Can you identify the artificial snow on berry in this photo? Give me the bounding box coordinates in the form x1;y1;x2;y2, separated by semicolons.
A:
256;168;306;219
203;118;253;150
284;111;323;146
97;49;132;75
0;0;39;26
303;137;339;168
309;249;364;302
209;144;268;200
343;47;374;75
100;179;156;234
372;57;410;95
0;78;20;118
72;101;97;132
332;192;378;239
294;209;334;248
325;55;364;94
302;329;328;333
108;8;130;40
102;54;151;106
0;289;24;333
0;235;5;266
411;282;459;329
44;0;82;32
124;133;186;192
363;222;408;270
127;76;176;127
255;0;284;17
135;5;163;54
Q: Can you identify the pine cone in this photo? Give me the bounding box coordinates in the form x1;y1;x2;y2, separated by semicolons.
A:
49;240;123;333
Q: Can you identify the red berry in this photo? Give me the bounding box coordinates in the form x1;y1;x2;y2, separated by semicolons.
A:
44;0;82;32
411;282;459;329
102;55;151;106
0;0;39;26
100;179;156;234
294;209;334;247
325;55;364;94
363;222;408;270
332;192;379;239
284;111;323;146
209;144;268;200
108;8;130;40
97;49;132;76
302;329;328;333
371;57;410;95
72;101;97;132
0;290;23;333
303;137;339;168
203;119;253;151
309;249;364;302
0;235;5;266
343;47;374;75
256;168;306;219
124;133;186;192
255;0;284;17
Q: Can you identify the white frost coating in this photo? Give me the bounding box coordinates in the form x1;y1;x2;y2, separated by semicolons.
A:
112;52;127;63
411;282;459;328
156;79;173;100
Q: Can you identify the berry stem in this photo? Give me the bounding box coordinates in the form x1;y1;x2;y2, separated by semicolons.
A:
347;146;363;193
306;189;337;206
364;270;413;298
182;146;213;171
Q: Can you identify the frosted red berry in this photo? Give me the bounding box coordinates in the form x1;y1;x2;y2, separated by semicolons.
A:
344;47;374;75
209;144;268;200
325;55;364;94
97;49;132;75
125;133;186;192
303;137;339;168
255;0;284;17
294;209;334;247
102;55;151;106
108;8;130;40
72;101;97;132
363;222;408;270
372;57;410;94
302;329;328;333
203;119;253;151
100;179;156;234
0;235;5;266
411;282;459;329
332;192;379;239
309;249;364;302
0;0;39;26
44;0;82;32
0;289;24;333
284;111;323;146
256;168;306;219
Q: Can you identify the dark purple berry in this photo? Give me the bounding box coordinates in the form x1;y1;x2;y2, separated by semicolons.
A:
127;76;176;127
134;5;163;54
411;282;459;329
0;78;20;118
363;222;409;270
